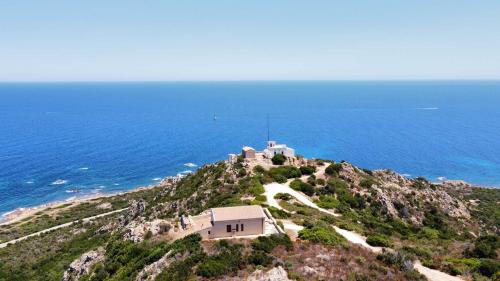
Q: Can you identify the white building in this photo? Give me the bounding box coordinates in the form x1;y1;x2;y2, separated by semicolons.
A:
263;141;295;158
180;205;267;240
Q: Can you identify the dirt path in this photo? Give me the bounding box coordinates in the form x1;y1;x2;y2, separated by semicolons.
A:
264;182;340;217
263;182;464;281
0;208;128;249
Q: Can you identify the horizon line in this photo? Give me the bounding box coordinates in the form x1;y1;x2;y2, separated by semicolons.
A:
0;78;499;83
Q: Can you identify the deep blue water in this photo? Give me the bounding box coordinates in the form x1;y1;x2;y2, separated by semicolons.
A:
1;81;500;214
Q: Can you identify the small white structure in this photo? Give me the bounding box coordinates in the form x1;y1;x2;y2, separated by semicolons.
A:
181;205;267;240
263;141;295;158
228;153;237;164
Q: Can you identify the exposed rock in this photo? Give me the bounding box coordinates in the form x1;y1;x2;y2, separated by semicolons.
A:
301;266;317;275
247;266;291;281
123;219;172;242
135;250;173;281
118;199;147;227
62;247;105;281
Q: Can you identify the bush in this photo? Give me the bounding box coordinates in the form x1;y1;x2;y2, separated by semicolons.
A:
249;180;265;196
269;166;301;178
252;234;293;253
298;225;347;246
290;179;302;190
366;234;393;247
253;165;266;174
299;166;316;175
274;193;292;201
316;178;325;186
464;235;499;259
324;178;349;194
247;251;273;266
325;163;342;176
417;227;439;240
272;154;286;165
267;206;290;219
316;195;340;209
255;195;267;202
477;259;500;277
289;179;314;196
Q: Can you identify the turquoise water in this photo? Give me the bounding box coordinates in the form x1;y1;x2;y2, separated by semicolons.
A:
1;81;499;214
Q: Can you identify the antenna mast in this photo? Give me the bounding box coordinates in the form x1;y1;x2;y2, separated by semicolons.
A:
266;114;270;141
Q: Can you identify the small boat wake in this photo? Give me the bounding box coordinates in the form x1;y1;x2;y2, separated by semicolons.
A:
51;179;68;185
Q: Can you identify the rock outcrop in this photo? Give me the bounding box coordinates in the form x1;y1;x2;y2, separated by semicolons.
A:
247;266;291;281
62;247;105;281
135;250;173;281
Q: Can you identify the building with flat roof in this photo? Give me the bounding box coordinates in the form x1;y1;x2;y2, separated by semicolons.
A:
242;146;256;159
181;205;267;239
263;140;295;158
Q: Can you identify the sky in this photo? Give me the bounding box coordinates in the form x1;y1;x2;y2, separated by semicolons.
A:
0;1;499;81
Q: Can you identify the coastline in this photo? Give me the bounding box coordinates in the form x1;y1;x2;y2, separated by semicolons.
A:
0;174;183;226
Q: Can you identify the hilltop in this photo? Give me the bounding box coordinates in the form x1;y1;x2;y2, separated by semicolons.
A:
0;153;498;281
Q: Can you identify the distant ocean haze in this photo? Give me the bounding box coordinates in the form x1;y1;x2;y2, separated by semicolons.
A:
0;81;499;214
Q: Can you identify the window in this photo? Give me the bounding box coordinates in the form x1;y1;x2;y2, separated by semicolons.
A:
236;224;239;231
208;231;211;235
226;225;231;232
241;224;244;231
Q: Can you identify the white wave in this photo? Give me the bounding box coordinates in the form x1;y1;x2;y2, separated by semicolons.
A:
51;179;68;185
184;163;197;168
416;107;439;110
26;181;34;184
78;167;89;170
65;196;76;201
180;170;193;174
65;189;81;193
437;176;447;181
402;173;411;177
152;177;162;181
113;183;120;186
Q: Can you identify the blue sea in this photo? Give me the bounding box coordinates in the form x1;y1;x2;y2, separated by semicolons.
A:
1;81;500;215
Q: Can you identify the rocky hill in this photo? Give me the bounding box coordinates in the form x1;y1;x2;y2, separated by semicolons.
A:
0;156;498;281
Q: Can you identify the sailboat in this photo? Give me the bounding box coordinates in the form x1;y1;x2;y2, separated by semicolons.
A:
213;113;217;121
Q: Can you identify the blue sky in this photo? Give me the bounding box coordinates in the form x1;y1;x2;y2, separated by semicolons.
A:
0;1;499;81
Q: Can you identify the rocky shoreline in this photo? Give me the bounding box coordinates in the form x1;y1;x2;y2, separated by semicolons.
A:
0;174;185;226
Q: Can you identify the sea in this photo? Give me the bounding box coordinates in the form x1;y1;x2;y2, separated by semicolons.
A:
1;81;499;215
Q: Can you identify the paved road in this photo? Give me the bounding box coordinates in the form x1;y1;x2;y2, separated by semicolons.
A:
0;208;128;249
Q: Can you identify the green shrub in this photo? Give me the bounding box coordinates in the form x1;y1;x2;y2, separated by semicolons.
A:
366;234;393;247
271;154;286;165
247;251;273;266
274;193;292;201
325;163;342;176
418;227;440;240
316;195;340;209
360;178;377;189
255;195;267;202
324;178;349;194
316;178;325;186
253;165;266;174
251;234;293;253
269;166;301;179
267;206;290;219
477;259;500;277
464;235;499;259
298;226;347;246
290;179;302;190
299;166;316;175
249;180;265;196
